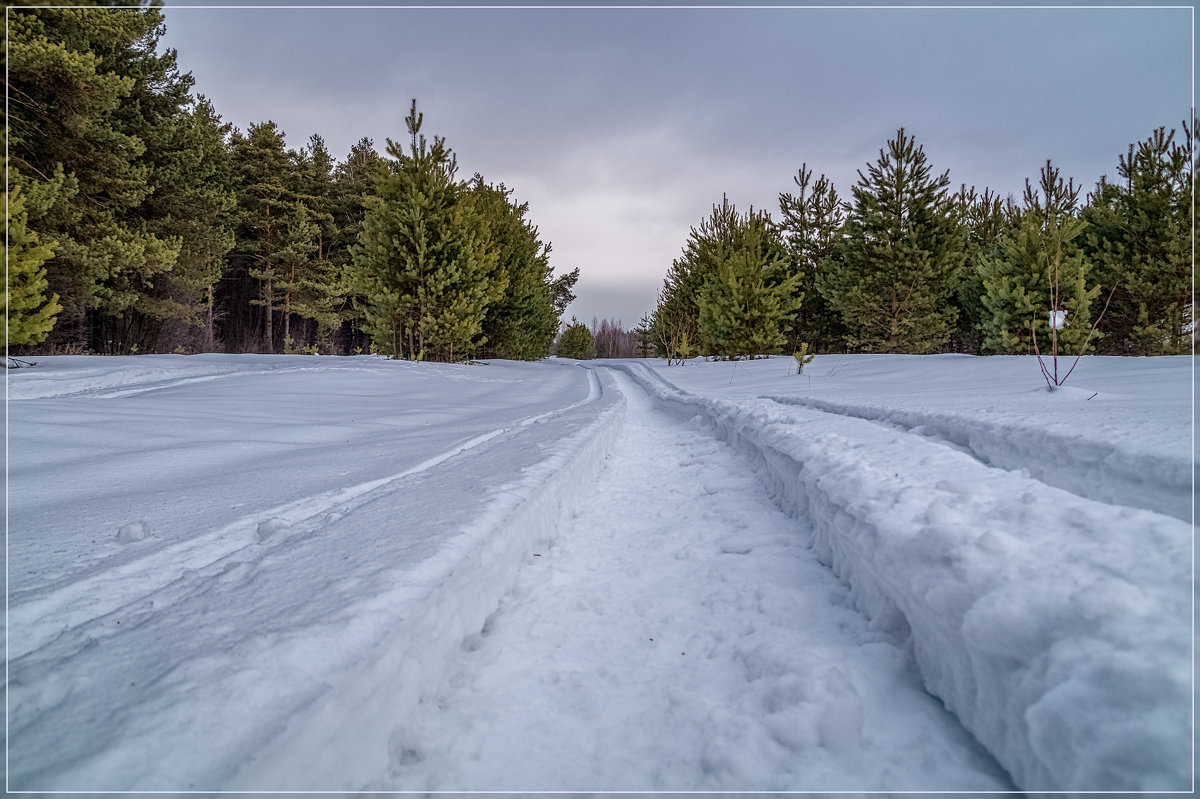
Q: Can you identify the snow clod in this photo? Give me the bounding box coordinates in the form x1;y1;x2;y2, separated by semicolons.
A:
256;518;289;542
116;521;151;544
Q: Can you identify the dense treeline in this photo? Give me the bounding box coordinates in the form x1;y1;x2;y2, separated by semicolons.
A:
5;3;578;360
653;123;1195;360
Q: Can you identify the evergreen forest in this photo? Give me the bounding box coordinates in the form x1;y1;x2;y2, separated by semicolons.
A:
4;3;1194;362
652;123;1195;360
5;2;578;360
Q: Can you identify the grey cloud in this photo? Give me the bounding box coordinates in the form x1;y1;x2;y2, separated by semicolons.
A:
160;4;1190;326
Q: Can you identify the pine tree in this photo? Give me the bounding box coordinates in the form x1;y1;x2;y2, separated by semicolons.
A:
274;201;325;353
280;135;343;353
951;184;1018;354
979;161;1099;355
550;267;580;318
141;97;237;353
332;137;386;354
655;196;741;353
227;121;302;353
7;4;190;351
632;313;656;358
819;128;965;353
4;181;63;348
697;210;800;358
471;178;561;360
351;100;504;361
778;164;846;352
1083;121;1194;354
555;317;595;360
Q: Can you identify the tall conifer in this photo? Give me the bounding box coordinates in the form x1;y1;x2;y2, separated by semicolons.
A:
1083;122;1194;354
778;164;845;352
696;210;800;358
7;4;189;351
472;178;561;360
227;121;301;353
819;128;964;353
4;182;63;348
351;100;503;361
979;161;1098;354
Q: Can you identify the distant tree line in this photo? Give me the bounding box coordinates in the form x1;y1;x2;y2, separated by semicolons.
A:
653;123;1195;360
550;316;656;360
5;3;579;360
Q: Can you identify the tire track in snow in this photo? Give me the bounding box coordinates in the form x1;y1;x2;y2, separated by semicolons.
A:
375;369;1012;792
10;363;366;400
8;369;604;662
756;392;1190;522
8;368;622;791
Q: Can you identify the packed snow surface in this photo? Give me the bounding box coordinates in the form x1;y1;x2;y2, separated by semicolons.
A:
5;353;1192;792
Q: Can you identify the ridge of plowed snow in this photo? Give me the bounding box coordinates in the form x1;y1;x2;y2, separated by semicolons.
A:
760;392;1192;522
608;360;1192;792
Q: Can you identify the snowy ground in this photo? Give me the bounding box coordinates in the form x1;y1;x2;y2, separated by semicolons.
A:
5;353;1193;792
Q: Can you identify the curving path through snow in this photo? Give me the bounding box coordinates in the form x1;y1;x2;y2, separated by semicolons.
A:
11;354;1182;790
369;368;1013;792
7;356;617;791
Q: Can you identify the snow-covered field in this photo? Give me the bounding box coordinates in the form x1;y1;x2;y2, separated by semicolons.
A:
5;352;1193;792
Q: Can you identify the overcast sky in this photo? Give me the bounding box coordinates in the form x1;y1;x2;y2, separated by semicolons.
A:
159;2;1192;328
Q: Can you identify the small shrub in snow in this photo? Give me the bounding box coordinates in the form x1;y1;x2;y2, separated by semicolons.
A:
792;343;815;375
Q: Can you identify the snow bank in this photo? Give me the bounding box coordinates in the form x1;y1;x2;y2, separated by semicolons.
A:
605;361;1192;792
653;353;1193;523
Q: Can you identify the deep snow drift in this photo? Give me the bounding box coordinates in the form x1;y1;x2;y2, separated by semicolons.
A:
5;352;1193;792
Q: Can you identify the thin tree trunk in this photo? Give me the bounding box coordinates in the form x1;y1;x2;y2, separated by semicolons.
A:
204;283;215;352
284;265;293;352
264;278;274;354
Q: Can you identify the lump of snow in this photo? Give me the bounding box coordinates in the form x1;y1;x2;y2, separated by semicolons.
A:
116;521;151;544
256;518;289;542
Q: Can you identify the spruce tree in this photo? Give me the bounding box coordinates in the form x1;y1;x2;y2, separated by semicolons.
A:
979;161;1099;355
819;128;965;353
778;164;846;352
351;100;503;361
632;313;656;358
1082;122;1194;354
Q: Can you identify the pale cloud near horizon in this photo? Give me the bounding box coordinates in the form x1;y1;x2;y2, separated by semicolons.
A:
161;3;1192;328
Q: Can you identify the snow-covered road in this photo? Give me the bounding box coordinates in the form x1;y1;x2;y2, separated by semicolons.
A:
8;356;620;790
371;368;1012;791
6;353;1191;791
